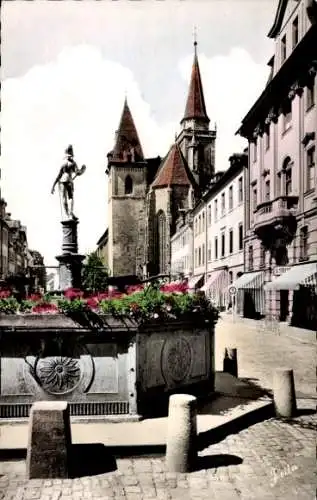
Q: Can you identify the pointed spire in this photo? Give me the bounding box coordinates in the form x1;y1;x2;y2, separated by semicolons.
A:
112;98;144;162
181;38;209;124
151;142;197;189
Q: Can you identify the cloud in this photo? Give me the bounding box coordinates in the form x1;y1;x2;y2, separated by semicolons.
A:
1;45;176;266
1;44;269;266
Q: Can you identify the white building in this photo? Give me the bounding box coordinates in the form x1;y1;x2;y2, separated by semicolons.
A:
171;152;247;308
237;0;317;328
171;215;193;279
46;271;60;292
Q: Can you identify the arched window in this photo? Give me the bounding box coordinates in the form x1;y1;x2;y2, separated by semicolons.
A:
157;210;167;273
283;157;292;195
277;157;293;196
125;175;133;195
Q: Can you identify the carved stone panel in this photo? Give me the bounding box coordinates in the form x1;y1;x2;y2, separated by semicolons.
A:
188;335;208;378
143;339;165;389
1;358;33;396
85;343;119;394
35;357;81;395
161;336;193;387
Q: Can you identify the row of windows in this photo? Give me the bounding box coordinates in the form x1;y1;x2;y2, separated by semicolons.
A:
172;231;190;251
252;81;315;163
194;223;244;267
251;147;315;214
194;177;244;236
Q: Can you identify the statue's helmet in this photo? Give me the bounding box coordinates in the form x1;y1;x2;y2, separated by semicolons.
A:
65;145;74;157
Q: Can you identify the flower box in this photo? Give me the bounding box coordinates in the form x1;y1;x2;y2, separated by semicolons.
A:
0;284;218;419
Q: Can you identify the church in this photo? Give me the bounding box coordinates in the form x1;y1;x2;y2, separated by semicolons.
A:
102;42;217;278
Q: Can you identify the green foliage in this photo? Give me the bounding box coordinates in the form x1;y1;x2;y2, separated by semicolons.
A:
57;298;88;314
82;252;109;293
0;297;19;314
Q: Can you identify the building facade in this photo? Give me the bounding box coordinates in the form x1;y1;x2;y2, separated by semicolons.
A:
171;153;247;310
101;42;217;279
236;0;317;328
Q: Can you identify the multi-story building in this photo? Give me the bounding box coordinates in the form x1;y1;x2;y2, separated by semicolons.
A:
236;0;317;328
170;213;193;279
171;152;247;310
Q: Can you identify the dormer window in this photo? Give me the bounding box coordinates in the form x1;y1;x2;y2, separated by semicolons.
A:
281;35;287;63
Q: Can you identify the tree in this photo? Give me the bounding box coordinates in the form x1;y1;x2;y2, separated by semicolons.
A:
82;252;109;292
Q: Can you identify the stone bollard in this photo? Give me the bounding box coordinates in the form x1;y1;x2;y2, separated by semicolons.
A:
165;394;197;473
223;347;238;377
273;368;297;418
26;401;72;479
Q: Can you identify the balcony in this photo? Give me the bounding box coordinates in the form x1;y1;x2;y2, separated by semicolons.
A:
253;195;298;245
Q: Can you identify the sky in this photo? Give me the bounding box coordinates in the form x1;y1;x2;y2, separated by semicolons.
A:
1;0;277;267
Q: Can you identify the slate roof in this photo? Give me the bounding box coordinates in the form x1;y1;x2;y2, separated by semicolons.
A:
181;44;209;123
151;143;196;189
111;98;144;161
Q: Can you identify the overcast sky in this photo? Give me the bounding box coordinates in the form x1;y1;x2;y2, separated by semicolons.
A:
1;0;277;267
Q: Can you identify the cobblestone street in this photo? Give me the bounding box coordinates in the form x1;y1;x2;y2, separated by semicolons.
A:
1;317;316;499
0;404;316;500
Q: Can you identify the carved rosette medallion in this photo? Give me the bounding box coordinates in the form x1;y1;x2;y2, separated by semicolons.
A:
36;356;81;395
162;337;192;383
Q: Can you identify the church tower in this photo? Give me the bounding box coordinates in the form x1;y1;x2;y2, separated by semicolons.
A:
177;41;217;190
106;98;147;277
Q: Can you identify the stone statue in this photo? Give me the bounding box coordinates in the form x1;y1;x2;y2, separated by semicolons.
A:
51;145;86;220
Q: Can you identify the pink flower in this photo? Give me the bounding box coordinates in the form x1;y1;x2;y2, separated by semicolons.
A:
86;297;99;309
0;290;11;299
28;293;43;302
32;303;58;314
64;288;84;300
160;282;188;294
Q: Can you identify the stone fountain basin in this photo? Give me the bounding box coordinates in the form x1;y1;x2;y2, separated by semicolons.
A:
0;314;215;420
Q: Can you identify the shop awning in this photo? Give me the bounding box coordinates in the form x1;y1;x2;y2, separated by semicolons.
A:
264;262;317;291
229;271;264;291
187;274;204;289
201;269;227;292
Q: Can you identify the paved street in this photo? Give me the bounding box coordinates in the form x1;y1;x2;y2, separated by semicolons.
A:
0;316;316;499
215;313;316;397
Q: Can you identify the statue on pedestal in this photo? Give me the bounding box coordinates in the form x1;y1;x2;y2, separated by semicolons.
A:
51;145;86;220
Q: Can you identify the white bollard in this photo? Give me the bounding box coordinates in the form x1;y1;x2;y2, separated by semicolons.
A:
165;394;197;473
273;368;297;418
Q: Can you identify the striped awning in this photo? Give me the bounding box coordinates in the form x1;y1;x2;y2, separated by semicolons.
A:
187;274;204;289
229;271;264;290
201;269;227;292
264;262;317;291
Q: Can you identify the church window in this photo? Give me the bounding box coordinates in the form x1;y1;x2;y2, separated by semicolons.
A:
125;175;133;194
157;211;167;273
